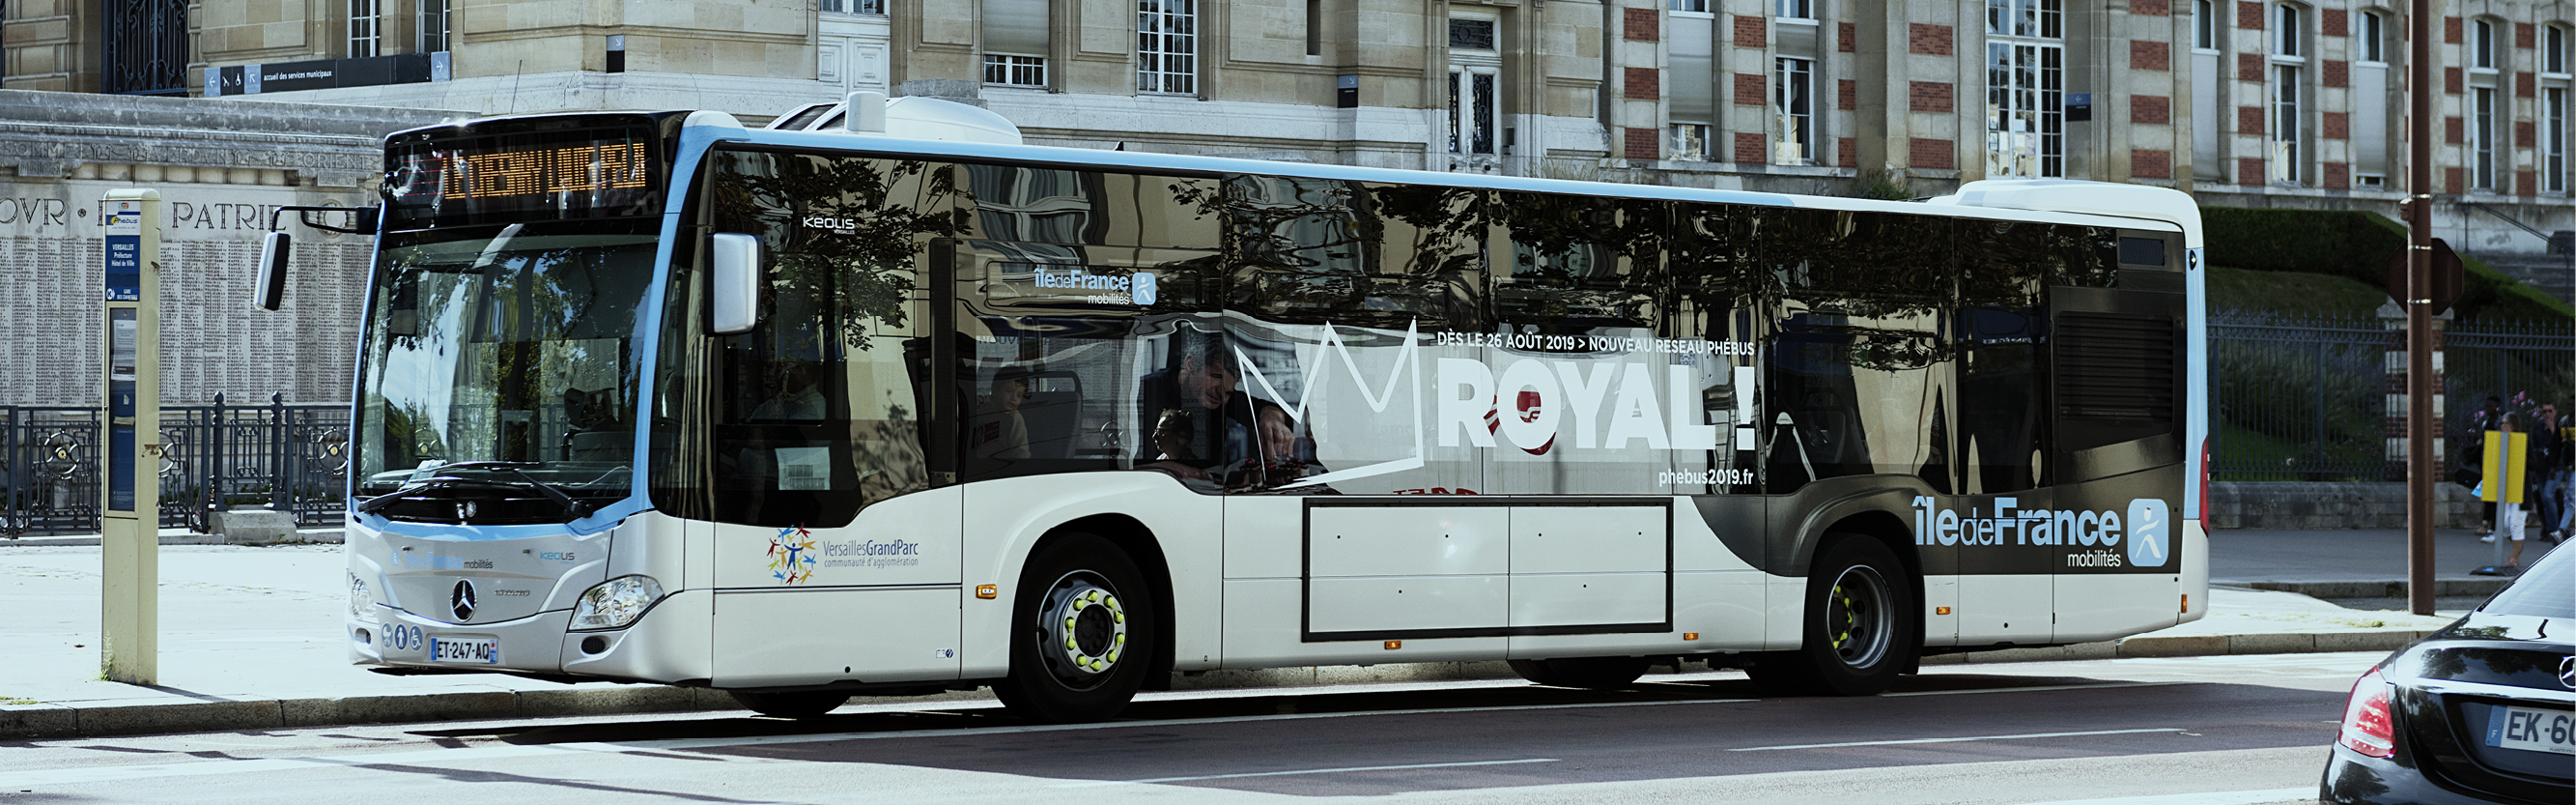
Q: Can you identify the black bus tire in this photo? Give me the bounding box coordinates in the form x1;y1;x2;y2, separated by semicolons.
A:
1747;534;1915;697
729;690;850;718
1508;656;1653;689
992;532;1157;724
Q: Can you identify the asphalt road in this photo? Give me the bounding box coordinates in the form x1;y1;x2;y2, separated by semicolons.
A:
0;651;2386;805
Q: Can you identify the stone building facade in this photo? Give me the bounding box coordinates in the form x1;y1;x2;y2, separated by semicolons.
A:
4;0;2570;257
0;90;458;406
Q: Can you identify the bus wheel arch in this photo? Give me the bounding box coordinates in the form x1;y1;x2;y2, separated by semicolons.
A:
1756;515;1923;696
1032;514;1177;692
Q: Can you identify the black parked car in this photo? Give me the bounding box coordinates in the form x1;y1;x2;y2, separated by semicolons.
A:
2322;542;2574;804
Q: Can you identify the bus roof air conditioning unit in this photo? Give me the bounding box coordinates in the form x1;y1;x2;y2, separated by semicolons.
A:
815;91;1023;146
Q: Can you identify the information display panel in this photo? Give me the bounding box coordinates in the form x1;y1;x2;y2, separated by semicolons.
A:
384;116;666;228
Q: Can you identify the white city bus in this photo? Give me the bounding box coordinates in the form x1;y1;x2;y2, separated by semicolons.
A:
266;99;2209;723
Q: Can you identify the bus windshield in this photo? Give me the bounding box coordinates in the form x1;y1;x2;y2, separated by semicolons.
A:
354;221;656;506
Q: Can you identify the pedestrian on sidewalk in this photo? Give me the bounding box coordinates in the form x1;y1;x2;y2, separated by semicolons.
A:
2544;398;2574;543
2465;395;2509;536
2477;413;2533;570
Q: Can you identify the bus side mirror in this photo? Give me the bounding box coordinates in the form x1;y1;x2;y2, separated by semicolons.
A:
253;231;291;311
709;233;762;334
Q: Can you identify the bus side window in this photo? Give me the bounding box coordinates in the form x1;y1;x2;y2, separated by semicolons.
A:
697;150;962;529
1490;192;1660;330
1956;219;2052;494
1761;209;1954;494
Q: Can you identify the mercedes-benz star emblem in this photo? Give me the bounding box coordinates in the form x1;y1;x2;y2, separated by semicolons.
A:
455;501;478;521
451;579;478;622
2560;655;2574;691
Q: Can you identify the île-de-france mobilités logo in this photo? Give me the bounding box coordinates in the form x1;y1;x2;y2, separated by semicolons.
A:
768;527;818;585
2126;499;2171;568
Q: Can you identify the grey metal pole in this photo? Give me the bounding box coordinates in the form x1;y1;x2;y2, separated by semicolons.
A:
2406;0;2438;617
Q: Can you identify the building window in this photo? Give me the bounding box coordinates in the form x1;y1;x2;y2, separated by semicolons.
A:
2273;4;2301;58
1446;14;1500;166
2547;87;2567;192
2547;25;2569;75
1987;0;2058;40
1137;0;1197;95
983;54;1047;87
349;0;381;58
1671;0;1710;13
2472;18;2494;71
1986;0;2063;178
418;0;449;53
1776;0;1811;19
1448;18;1495;50
2272;65;2303;184
1448;66;1497;158
2194;0;2216;50
821;0;886;14
2360;12;2385;64
1670;124;1713;161
1775;57;1814;165
2472;86;2496;189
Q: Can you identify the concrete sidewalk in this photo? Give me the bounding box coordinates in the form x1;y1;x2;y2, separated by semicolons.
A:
0;530;2532;740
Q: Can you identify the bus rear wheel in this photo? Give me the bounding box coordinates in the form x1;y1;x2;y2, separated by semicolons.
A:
1509;656;1653;690
992;532;1157;724
1748;534;1914;697
728;690;850;719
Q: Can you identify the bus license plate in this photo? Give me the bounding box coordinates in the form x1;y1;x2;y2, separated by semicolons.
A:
2486;705;2575;755
427;637;501;665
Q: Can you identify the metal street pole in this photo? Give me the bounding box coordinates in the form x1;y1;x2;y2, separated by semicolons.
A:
100;188;162;683
2405;0;2436;617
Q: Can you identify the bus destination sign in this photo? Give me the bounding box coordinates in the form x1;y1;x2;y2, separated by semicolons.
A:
385;125;664;226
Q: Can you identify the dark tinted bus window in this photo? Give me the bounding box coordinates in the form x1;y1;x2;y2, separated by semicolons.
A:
696;150;966;528
1228;178;1485;331
961;163;1222;251
1957;218;2052;494
1762;209;1954;493
1491;192;1662;329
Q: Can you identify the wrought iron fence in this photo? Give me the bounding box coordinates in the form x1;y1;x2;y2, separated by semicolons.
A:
2443;320;2576;483
2;395;349;537
2207;311;2393;480
2207;310;2576;482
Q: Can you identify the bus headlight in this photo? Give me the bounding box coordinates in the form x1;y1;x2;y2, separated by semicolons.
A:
349;573;377;621
571;575;665;631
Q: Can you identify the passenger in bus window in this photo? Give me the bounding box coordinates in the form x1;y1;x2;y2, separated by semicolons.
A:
1134;327;1255;486
970;370;1033;464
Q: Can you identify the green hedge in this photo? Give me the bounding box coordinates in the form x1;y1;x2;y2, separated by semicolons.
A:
2200;206;2573;323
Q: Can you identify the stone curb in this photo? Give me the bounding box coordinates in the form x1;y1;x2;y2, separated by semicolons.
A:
2235;580;2509;598
0;531;345;547
1;629;2438;741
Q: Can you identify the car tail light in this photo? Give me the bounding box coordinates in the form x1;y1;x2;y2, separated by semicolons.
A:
2338;667;2396;759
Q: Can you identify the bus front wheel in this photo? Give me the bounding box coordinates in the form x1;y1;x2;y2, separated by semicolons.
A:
1749;534;1915;697
993;532;1158;724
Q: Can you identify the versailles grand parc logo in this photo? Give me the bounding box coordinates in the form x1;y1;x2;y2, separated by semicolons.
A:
768;527;818;585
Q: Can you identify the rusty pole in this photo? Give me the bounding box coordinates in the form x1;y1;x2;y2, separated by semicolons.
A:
2406;0;2437;617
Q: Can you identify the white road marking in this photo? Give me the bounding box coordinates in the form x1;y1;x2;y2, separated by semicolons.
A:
0;700;1740;789
1727;728;2184;752
2007;787;2316;805
1052;759;1558;788
1883;682;2170;697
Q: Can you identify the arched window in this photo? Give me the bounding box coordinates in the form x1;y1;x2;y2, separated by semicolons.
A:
2273;4;2302;57
2194;0;2216;50
2472;18;2495;71
2268;4;2309;185
2359;12;2387;64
